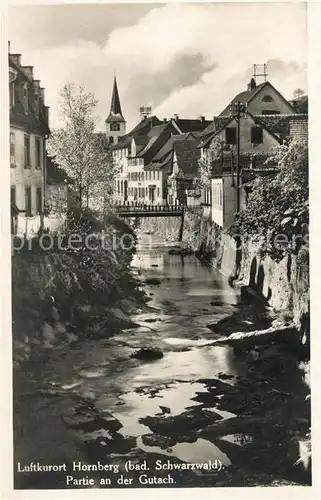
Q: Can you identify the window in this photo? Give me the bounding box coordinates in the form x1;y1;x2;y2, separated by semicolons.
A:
251;127;263;144
11;186;16;205
110;123;120;131
24;135;31;167
23;84;29;113
109;136;114;144
117;180;120;194
34;92;39;117
261;110;280;115
36;187;42;213
225;127;236;145
10;132;15;167
262;95;274;103
157;188;160;198
35;137;42;168
25;186;32;215
10;83;15;107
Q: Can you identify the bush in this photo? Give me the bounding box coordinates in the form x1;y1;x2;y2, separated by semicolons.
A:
237;139;308;259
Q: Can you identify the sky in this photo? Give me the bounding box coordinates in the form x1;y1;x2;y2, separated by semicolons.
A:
9;2;307;132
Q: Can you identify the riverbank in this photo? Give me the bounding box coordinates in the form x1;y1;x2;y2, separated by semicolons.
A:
140;210;310;346
13;232;311;488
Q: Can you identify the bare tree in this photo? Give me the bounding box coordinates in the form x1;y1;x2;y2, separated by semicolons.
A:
47;84;115;213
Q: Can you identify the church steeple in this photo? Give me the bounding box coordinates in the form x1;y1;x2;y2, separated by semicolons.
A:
108;76;124;120
105;76;126;145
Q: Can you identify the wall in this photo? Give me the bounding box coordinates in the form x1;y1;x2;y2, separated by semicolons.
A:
140;209;309;329
113;147;129;202
248;84;295;115
215;115;280;155
106;121;126;145
190;215;309;328
211;178;223;228
10;126;44;214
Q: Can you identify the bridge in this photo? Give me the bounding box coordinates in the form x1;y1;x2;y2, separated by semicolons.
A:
113;202;184;218
113;202;185;240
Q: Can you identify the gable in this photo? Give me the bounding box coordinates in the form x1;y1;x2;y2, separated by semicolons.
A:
208;113;281;154
248;82;296;115
219;81;296;118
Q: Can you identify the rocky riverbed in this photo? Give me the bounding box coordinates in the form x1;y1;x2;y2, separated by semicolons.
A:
13;233;311;489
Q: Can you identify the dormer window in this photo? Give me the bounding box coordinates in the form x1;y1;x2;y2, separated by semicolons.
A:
262;95;274;103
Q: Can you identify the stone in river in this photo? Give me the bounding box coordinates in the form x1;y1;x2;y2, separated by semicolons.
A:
131;347;164;360
144;277;162;285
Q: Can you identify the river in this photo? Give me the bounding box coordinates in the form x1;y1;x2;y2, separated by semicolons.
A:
13;233;311;488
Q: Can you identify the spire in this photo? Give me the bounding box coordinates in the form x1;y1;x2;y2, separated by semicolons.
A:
106;76;125;122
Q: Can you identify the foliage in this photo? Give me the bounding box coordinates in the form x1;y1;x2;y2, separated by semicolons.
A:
12;210;144;341
47;84;115;212
237;138;309;259
195;136;234;189
293;88;305;99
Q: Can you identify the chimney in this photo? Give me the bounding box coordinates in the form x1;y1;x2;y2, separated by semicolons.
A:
199;116;205;122
10;54;21;66
247;77;256;92
163;118;168;123
33;79;41;89
22;65;34;81
8;41;10;53
173;114;179;121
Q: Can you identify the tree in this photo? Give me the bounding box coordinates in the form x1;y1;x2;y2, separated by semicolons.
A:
237;138;308;258
47;84;116;213
195;136;234;189
293;88;305;99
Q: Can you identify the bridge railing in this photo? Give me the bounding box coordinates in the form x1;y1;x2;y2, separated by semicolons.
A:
112;200;184;212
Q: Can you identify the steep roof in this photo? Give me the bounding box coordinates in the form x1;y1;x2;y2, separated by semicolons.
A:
290;95;308;114
173;139;200;177
199;116;233;146
173;117;212;133
136;123;171;158
150;132;194;162
9;56;50;136
218;81;296;117
106;76;125;123
144;133;199;174
112;115;162;150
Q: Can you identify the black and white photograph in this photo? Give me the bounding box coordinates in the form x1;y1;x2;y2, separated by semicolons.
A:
5;0;312;492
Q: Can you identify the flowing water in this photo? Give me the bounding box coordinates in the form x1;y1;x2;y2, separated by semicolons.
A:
13;233;311;488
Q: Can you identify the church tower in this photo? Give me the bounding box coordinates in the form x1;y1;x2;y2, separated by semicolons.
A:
105;76;126;145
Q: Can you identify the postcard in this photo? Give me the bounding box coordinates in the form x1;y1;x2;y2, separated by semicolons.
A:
2;0;315;496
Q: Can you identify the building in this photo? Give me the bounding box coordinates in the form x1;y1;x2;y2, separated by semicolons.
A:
290;94;308;114
9;43;50;216
111;103;211;205
199;77;307;228
166;133;201;205
105;76;126;145
219;78;296;118
113;115;163;203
